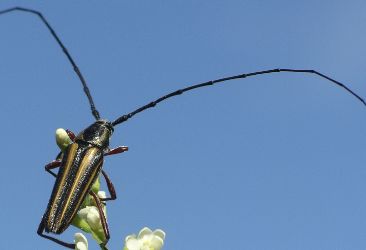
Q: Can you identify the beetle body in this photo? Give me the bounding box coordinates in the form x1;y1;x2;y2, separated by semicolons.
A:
43;120;113;234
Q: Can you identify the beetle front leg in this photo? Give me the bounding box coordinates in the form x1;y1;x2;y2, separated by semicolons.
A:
104;146;128;156
37;219;75;249
65;129;76;141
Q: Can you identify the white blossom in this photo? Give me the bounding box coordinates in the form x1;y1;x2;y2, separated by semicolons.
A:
124;227;166;250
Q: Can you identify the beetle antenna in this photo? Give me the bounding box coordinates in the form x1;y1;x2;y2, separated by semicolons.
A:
0;7;101;120
112;68;366;126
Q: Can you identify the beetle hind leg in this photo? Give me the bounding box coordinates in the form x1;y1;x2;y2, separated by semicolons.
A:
37;219;75;249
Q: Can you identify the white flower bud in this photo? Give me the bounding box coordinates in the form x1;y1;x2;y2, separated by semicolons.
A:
74;233;88;250
55;128;72;151
98;191;107;200
78;206;103;232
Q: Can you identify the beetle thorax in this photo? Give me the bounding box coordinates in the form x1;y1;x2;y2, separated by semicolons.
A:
76;120;114;149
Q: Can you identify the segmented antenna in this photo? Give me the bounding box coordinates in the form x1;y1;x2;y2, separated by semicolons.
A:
112;68;366;126
0;7;100;120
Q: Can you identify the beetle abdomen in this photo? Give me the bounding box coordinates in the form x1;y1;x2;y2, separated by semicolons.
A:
44;142;103;234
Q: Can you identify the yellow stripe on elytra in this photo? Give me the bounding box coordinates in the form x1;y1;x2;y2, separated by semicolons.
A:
68;158;103;224
48;143;78;227
60;147;101;223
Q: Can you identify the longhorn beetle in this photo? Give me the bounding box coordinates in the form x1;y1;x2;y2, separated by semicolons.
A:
1;6;365;250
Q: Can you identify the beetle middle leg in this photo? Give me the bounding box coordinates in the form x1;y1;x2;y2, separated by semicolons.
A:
99;170;117;201
44;160;61;177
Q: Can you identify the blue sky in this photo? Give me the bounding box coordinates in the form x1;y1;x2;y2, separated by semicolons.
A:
1;1;366;250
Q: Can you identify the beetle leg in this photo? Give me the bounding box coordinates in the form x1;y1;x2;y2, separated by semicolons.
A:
66;129;76;141
44;160;62;177
100;170;117;201
89;190;110;247
104;146;128;156
55;151;63;161
37;219;75;249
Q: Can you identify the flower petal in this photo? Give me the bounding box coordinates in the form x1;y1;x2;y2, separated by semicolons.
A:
86;207;101;230
78;206;94;221
75;242;87;250
150;235;164;249
125;234;137;242
74;233;88;250
98;191;106;199
153;229;166;241
125;237;140;250
138;227;153;239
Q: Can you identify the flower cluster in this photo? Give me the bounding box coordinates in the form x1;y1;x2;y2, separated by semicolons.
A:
124;227;166;250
